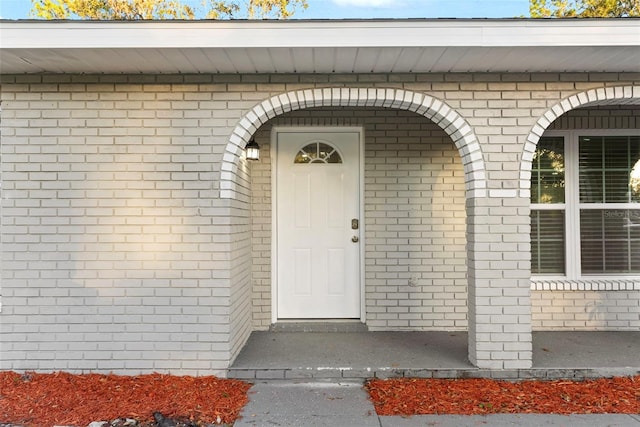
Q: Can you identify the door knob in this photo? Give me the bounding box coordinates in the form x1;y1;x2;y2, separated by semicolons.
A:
351;236;359;243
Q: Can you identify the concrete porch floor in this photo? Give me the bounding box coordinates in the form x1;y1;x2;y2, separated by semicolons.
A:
228;330;640;380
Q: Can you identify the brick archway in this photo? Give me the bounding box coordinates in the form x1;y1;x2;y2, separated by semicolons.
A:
520;85;640;196
220;87;486;200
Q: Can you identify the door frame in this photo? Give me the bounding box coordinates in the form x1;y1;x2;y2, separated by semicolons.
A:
271;126;366;323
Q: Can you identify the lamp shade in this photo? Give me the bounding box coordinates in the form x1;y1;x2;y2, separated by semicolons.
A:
246;139;260;161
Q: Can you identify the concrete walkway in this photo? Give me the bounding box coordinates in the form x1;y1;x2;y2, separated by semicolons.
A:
234;380;640;427
231;331;640;426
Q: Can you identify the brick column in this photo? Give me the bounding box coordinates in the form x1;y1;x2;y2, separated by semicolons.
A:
467;195;532;369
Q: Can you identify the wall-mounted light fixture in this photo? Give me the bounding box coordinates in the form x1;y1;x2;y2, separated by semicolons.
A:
245;138;260;161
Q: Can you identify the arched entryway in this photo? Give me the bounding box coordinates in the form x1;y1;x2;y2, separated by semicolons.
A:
521;85;640;369
220;88;487;200
223;87;494;371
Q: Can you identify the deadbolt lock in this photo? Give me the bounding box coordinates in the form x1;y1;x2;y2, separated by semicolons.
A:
351;218;359;230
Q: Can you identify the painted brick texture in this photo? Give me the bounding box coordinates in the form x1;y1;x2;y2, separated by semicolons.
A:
0;77;239;375
249;108;467;331
1;73;639;374
530;107;640;331
532;291;640;330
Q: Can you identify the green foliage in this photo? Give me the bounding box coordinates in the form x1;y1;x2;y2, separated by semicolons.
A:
247;0;305;18
30;0;308;20
530;0;640;17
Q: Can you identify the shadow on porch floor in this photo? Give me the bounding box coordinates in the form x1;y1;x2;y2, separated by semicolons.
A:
228;330;640;380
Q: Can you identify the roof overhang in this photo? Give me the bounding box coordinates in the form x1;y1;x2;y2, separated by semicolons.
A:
1;19;639;74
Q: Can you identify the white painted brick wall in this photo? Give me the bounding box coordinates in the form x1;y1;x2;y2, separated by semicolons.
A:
531;106;640;331
1;75;241;375
364;112;467;330
532;291;640;330
249;109;467;331
1;73;638;373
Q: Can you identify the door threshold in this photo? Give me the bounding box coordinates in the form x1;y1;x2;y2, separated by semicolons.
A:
270;320;368;333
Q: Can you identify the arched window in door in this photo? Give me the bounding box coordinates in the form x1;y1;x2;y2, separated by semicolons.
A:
294;142;343;164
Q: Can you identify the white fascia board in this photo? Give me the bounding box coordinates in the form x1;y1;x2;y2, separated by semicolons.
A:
1;19;639;49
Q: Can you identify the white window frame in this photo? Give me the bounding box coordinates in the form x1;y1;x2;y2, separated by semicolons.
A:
532;129;640;284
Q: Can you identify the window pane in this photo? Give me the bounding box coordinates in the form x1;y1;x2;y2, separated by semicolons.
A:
326;151;341;163
605;171;631;203
294;151;311;163
579;136;604;202
631;137;640;203
531;210;565;274
580;209;640;274
605;137;630;168
295;142;343;164
580;136;640;203
531;137;565;204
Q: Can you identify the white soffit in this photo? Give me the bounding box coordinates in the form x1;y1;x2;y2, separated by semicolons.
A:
1;19;639;74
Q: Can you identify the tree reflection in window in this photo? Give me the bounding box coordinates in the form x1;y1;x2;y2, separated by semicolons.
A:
631;159;640;201
531;137;565;204
294;142;342;164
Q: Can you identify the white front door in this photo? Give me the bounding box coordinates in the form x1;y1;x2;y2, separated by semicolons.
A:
276;129;361;319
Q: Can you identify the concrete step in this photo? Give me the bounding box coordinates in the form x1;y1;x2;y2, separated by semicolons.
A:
228;366;640;381
269;321;369;333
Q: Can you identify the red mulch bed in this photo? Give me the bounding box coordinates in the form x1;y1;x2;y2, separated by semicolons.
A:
0;372;251;427
366;376;640;416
